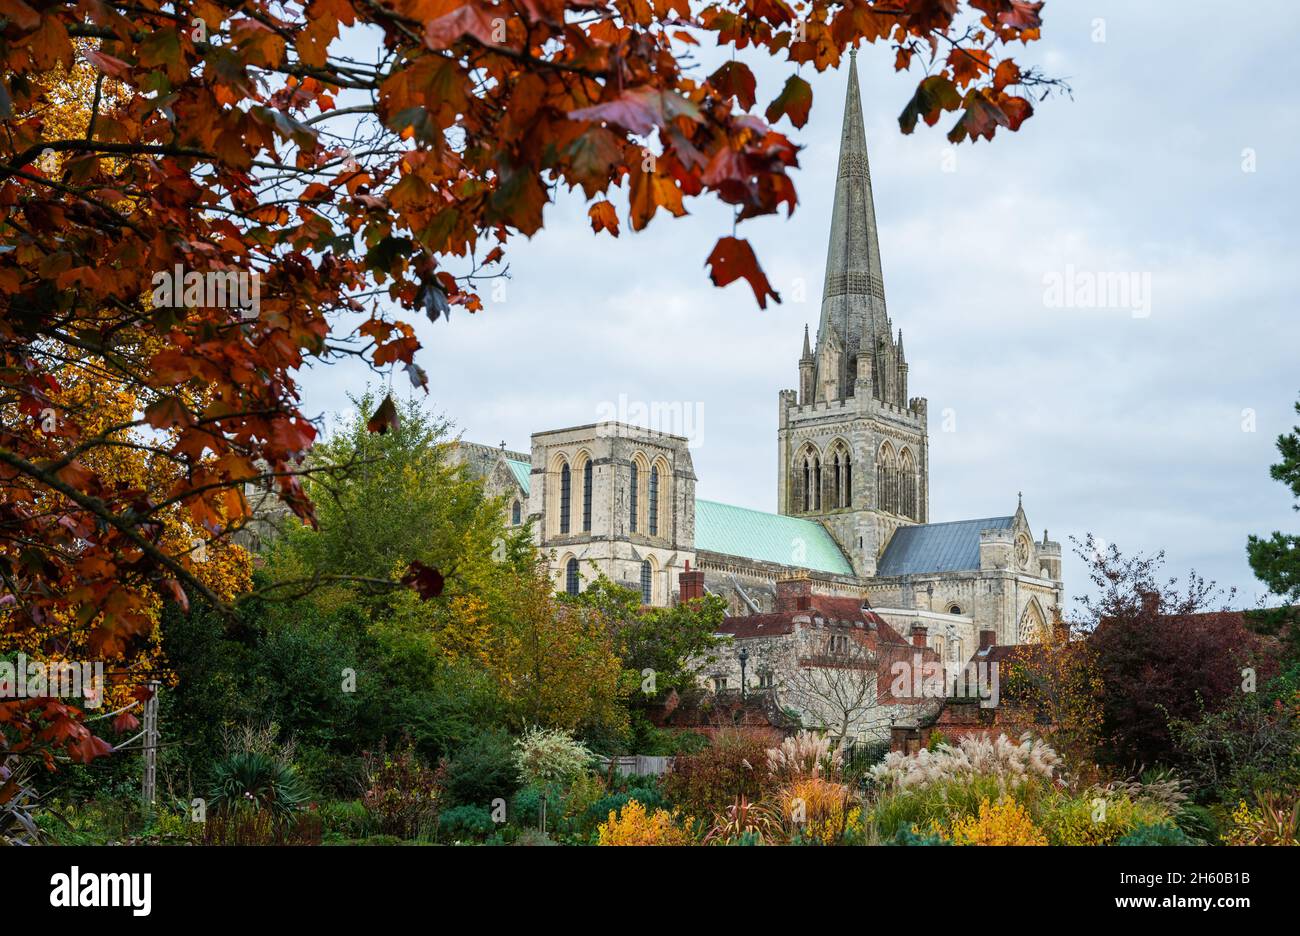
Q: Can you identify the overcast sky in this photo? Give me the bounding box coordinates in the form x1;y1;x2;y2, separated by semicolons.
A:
307;2;1300;609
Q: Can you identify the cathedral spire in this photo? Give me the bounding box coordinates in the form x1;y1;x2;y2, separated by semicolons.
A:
815;49;889;401
800;323;812;360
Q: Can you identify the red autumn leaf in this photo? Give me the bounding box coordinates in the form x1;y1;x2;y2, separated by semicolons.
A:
83;49;132;79
401;560;445;599
366;393;400;434
569;88;700;136
145;396;191;431
709;60;757;111
424;5;499;51
705;236;780;309
765;75;813;129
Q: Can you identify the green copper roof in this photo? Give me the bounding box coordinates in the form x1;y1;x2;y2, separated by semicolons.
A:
694;499;853;576
506;458;531;494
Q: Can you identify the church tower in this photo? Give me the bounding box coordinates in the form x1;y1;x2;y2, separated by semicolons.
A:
777;51;929;577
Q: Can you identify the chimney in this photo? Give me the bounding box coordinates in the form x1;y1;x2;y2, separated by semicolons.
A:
678;565;705;604
1140;591;1160;615
979;629;996;651
776;577;813;613
910;624;928;648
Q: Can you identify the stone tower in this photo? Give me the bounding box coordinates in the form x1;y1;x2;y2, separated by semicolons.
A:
528;423;697;604
777;51;929;577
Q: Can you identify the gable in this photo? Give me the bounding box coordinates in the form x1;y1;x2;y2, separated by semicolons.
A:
506;458;531;494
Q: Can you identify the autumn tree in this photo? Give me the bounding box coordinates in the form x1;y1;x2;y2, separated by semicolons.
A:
1073;536;1276;770
0;1;1060;762
997;617;1103;778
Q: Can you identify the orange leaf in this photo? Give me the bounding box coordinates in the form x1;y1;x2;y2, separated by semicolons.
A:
588;200;620;237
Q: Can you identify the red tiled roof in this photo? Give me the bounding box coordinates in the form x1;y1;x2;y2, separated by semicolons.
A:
718;613;797;639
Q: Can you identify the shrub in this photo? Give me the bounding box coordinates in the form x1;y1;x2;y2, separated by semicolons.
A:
662;729;777;817
596;799;688;846
511;785;563;829
208;751;310;821
949;798;1047;846
1039;792;1169;846
887;825;950;846
202;808;322;845
319;799;373;841
869;771;1051;844
0;757;42;845
560;772;607;827
777;777;862;846
870;734;1060;793
767;731;841;784
1118;822;1195;846
1174;803;1219;843
514;726;592;788
360;741;445;840
702;797;781;846
1224;790;1300;845
442;729;520;808
582;783;667;841
439;804;497;840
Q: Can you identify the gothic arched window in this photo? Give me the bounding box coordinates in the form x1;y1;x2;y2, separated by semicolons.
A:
649;465;659;535
876;442;897;514
565;557;580;595
830;442;852;508
900;448;917;520
582;459;593;532
803;457;813;512
629;461;638;532
813;457;822;510
511;500;521;525
559;462;571;534
640;560;652;604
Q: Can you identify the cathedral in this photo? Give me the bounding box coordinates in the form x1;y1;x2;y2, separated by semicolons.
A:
456;55;1064;669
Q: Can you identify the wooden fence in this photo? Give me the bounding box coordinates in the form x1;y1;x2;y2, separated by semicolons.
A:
597;755;673;777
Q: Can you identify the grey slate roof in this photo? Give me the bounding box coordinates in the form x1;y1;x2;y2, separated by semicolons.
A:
876;516;1014;576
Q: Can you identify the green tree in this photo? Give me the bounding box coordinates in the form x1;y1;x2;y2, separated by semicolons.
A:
267;393;626;737
567;576;725;696
1248;395;1300;602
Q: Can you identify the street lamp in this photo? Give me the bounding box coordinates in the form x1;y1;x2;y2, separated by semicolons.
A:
737;647;749;700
